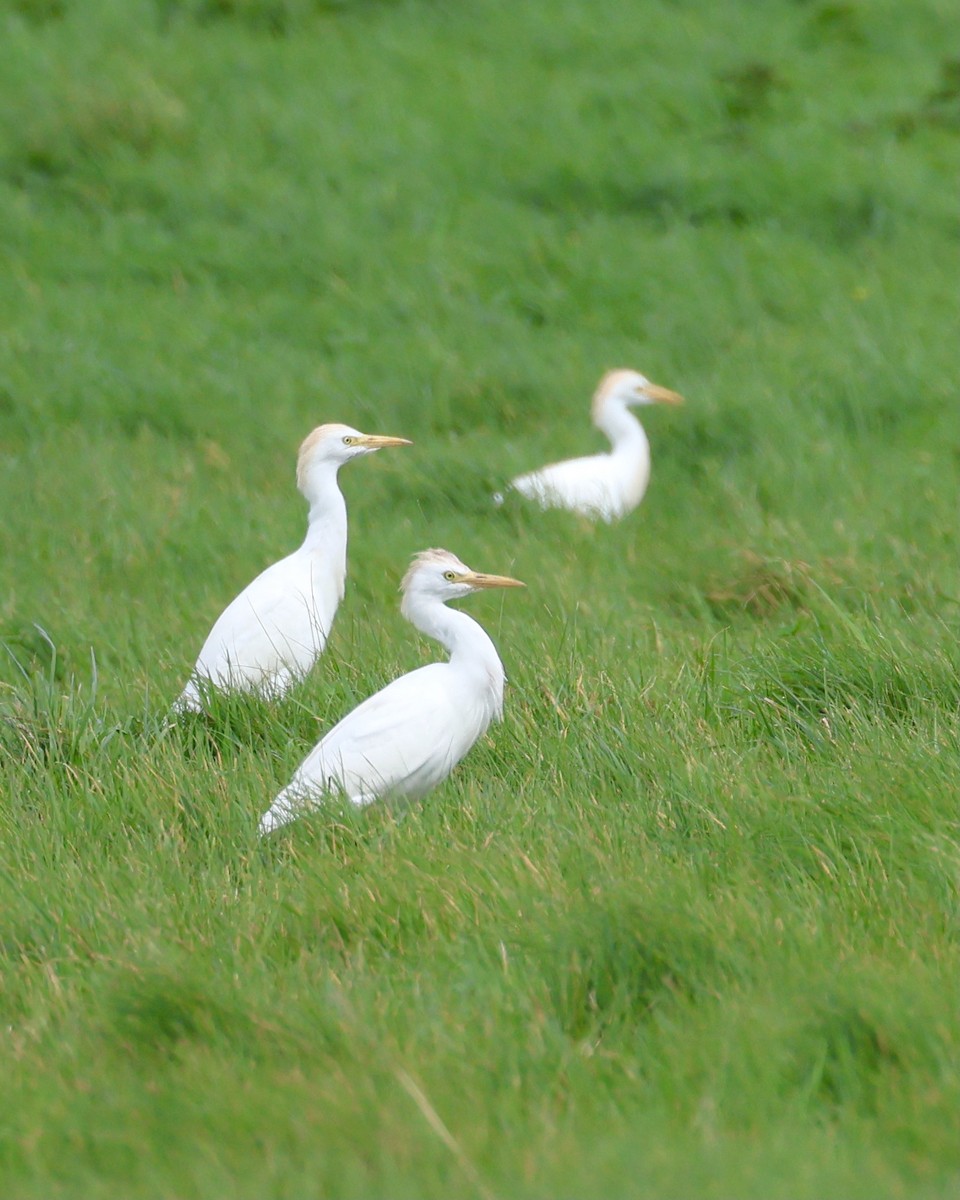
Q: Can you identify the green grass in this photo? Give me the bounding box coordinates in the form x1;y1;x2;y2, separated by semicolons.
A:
2;0;959;1195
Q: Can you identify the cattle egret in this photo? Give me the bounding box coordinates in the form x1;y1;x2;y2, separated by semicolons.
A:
258;548;524;833
502;369;683;523
175;423;411;712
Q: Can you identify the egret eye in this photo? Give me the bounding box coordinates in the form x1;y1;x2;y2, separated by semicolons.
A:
342;435;355;445
443;570;457;581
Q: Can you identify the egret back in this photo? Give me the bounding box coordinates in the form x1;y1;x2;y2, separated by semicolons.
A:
259;659;500;831
177;545;343;707
512;447;650;522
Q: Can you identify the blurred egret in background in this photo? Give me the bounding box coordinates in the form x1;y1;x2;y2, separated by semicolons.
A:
500;369;683;523
175;423;411;712
259;548;524;833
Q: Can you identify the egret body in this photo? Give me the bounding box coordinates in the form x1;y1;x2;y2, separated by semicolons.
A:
175;424;411;712
259;548;524;833
505;369;683;523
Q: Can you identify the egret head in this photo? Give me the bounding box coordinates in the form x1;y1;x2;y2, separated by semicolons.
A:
591;369;684;421
296;423;411;495
401;548;525;609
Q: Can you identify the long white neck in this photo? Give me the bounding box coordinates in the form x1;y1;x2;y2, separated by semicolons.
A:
401;592;504;677
300;466;348;553
594;398;648;455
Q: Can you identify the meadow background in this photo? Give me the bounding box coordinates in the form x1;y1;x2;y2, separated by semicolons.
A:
1;0;959;1195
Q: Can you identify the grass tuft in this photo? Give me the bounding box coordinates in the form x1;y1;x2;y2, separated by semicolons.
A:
529;892;726;1038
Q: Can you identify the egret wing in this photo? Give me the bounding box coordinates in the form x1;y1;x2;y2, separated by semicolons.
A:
512;452;618;520
190;554;339;692
295;663;474;804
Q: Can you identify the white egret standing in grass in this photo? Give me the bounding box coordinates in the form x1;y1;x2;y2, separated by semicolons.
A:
500;369;684;523
258;548;524;833
175;423;411;712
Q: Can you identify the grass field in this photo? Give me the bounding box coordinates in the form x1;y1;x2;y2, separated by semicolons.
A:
2;0;959;1195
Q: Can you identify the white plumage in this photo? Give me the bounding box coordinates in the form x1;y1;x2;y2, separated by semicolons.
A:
505;369;684;523
258;548;524;834
175;423;410;712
